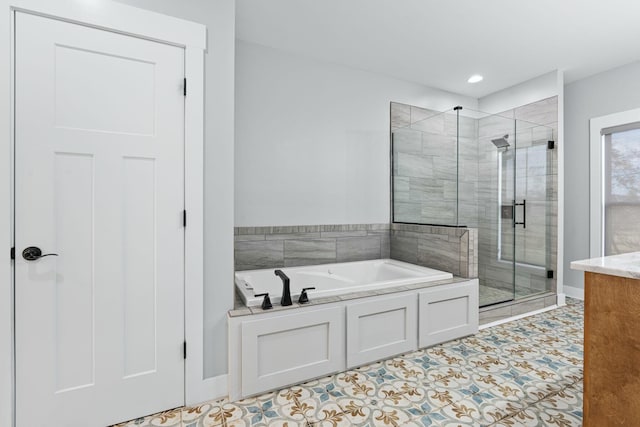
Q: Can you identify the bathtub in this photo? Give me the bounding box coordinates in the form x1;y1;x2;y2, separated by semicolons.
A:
235;259;453;307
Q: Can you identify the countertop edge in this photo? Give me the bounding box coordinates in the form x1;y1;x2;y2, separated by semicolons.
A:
570;252;640;280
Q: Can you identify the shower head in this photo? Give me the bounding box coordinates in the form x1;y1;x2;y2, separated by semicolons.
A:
491;134;510;149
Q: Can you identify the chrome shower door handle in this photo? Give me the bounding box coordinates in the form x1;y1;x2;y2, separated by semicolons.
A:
22;246;59;261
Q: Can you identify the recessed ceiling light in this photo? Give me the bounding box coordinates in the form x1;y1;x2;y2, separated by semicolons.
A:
467;74;483;83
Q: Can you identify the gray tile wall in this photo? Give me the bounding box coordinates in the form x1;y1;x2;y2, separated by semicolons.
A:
392;103;464;226
479;293;557;325
390;223;478;278
235;224;390;271
392;102;480;228
391;97;558;303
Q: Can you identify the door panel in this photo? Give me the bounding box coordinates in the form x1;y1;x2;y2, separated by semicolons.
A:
15;12;185;427
53;153;95;393
122;157;158;378
513;124;555;298
54;44;156;135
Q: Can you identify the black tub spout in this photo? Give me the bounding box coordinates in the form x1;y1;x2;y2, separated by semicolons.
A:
274;269;292;306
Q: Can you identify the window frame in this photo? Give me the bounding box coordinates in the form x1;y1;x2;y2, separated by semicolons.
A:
589;108;640;257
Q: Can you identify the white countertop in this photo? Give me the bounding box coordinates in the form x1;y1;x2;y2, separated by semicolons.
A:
570;251;640;279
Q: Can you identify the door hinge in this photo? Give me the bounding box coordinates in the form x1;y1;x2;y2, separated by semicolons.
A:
183;210;187;227
183;341;187;359
547;140;555;150
10;247;14;260
183;78;187;96
547;270;554;279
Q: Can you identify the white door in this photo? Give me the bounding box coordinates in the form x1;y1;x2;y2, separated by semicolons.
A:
14;12;185;427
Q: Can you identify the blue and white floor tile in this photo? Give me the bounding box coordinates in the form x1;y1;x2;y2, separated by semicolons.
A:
114;299;584;427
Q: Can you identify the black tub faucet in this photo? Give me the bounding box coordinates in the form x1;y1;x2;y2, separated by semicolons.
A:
274;269;292;306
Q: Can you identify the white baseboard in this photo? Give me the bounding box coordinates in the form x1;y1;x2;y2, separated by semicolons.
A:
479;305;559;330
563;286;584;301
187;374;228;406
557;293;566;306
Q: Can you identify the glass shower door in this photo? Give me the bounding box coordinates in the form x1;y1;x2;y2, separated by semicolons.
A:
478;113;516;307
492;122;555;304
513;122;556;299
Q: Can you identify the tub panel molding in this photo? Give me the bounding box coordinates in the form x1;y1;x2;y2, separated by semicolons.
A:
228;278;479;401
418;279;479;348
346;293;417;367
240;306;345;397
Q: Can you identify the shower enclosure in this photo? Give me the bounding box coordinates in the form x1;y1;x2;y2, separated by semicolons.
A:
391;101;558;307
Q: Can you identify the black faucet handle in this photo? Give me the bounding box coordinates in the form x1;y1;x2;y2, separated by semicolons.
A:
254;293;273;310
298;287;316;304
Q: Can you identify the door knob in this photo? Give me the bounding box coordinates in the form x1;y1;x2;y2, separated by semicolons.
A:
22;246;58;261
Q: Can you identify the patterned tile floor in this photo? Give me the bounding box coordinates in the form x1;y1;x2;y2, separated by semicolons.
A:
115;299;583;427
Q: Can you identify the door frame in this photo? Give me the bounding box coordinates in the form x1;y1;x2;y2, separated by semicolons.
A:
0;1;210;425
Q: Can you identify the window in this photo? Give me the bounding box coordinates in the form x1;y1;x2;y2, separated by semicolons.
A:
603;125;640;255
590;109;640;257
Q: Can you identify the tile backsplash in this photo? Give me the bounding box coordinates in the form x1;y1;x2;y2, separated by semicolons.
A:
234;222;478;280
234;224;390;271
390;223;477;278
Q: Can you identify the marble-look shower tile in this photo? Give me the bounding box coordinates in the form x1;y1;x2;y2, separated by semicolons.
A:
284;239;336;267
411;111;445;134
393;202;421;223
443;180;458;201
234;234;267;242
420;202;457;224
417;235;461;274
410;105;439;123
421;133;456;158
444;113;478;139
275;225;324;234
431;157;457;180
366;223;391;231
266;232;322;240
458;136;479;159
409;177;444;202
390;235;418;264
393;128;423;154
391;102;411;129
515;97;558;126
532;123;555;142
320;230;368;238
396;152;433;178
478;114;515;140
380;234;391;259
511;298;546;316
544;295;557;307
480;305;512;324
393;177;411;203
336;236;381;262
235;240;284;271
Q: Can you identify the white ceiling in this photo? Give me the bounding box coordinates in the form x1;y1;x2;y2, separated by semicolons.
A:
235;0;640;98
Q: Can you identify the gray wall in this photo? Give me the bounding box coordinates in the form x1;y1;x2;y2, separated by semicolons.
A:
235;41;478;227
564;60;640;290
114;0;236;378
